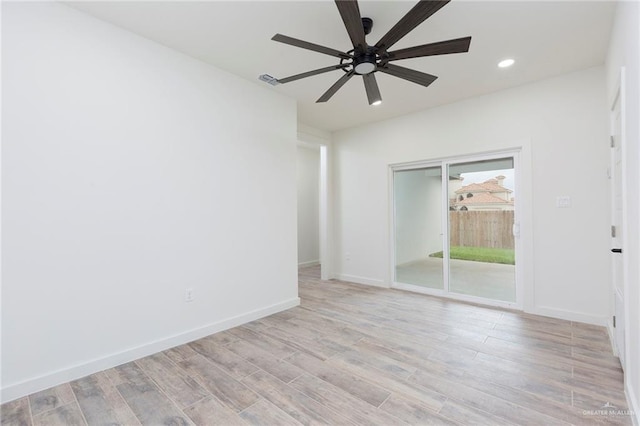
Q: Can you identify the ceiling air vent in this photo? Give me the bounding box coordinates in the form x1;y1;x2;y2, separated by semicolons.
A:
258;74;280;86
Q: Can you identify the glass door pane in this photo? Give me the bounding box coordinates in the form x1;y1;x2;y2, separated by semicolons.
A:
394;167;444;290
448;158;516;302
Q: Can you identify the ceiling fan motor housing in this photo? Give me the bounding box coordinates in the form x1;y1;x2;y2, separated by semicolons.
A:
353;49;377;74
352;17;376;74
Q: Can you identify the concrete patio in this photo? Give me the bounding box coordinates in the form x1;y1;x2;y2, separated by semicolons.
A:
395;257;516;302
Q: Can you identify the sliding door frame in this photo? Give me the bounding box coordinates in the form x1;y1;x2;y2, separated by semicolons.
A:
389;148;524;310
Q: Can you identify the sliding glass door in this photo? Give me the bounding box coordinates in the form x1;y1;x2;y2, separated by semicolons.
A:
394;166;444;290
392;153;519;307
448;158;516;302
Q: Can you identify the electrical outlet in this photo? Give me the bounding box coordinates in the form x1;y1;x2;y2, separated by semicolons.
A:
185;288;194;303
346;252;351;261
556;196;571;208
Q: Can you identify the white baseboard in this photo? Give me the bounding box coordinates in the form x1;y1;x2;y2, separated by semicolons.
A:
333;278;606;327
530;305;608;326
335;274;388;288
1;297;300;404
626;379;639;426
606;318;617;356
298;260;320;268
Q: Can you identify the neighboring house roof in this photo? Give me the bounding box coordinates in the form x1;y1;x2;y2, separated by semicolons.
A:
455;178;512;194
456;192;513;205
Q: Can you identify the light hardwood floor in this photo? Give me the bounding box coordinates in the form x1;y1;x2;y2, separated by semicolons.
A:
1;266;631;425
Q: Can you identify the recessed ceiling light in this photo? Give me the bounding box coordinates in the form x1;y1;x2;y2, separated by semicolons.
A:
498;59;515;68
372;100;382;106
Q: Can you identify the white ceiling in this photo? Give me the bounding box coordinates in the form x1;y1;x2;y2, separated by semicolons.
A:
67;1;616;132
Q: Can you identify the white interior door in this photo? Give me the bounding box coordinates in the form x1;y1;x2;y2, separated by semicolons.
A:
610;88;625;368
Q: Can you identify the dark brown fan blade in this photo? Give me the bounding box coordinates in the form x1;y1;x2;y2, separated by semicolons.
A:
335;0;367;51
317;70;355;103
378;63;438;88
363;73;381;105
375;0;450;52
272;34;351;59
386;36;471;62
278;64;350;84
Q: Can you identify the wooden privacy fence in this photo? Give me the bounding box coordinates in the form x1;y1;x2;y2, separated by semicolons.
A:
449;210;514;249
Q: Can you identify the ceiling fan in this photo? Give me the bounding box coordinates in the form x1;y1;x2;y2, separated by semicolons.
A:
269;0;471;105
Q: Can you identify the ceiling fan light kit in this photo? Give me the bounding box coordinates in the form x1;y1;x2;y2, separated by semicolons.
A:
267;0;471;106
353;52;377;75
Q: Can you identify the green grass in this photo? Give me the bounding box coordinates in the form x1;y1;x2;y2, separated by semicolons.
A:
429;246;515;265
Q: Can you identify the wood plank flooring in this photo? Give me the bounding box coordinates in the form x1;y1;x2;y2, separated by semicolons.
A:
1;266;632;425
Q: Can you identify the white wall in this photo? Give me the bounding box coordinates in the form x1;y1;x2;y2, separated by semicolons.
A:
333;66;609;324
1;2;298;402
606;2;640;421
296;145;320;266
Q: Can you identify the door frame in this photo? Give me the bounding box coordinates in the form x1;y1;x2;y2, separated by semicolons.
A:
297;126;333;281
609;67;629;367
389;148;524;310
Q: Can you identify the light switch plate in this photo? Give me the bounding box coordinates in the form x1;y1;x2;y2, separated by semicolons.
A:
556;196;571;208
